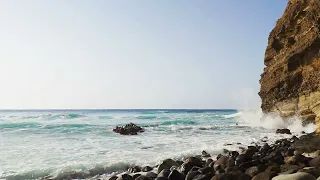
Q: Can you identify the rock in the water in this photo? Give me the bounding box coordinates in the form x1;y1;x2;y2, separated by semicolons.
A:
113;123;144;135
276;129;291;135
157;159;179;174
109;176;118;180
272;172;316;180
142;166;153;172
202;150;211;157
128;166;141;173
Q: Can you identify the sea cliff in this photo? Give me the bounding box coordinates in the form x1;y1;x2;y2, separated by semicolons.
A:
259;0;320;133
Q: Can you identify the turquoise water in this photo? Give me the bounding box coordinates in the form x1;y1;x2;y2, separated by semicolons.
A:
0;109;314;179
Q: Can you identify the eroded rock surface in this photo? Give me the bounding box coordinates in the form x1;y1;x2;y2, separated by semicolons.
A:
259;0;320;133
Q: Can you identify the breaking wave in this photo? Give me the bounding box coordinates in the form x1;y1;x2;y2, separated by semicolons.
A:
236;109;316;133
2;162;132;180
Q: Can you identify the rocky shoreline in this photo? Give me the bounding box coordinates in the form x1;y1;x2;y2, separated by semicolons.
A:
94;130;320;180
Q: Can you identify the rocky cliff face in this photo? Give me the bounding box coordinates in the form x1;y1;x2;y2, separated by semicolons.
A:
259;0;320;132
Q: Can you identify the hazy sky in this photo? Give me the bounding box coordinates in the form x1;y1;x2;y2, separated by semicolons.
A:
0;0;288;109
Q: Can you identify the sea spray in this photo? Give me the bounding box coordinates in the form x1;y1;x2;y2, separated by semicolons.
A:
236;109;316;133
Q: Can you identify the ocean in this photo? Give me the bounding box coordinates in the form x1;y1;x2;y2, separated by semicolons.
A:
0;109;316;179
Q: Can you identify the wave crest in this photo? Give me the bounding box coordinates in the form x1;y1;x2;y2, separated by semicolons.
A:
2;162;132;180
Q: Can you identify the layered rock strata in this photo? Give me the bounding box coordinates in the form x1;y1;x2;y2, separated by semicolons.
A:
259;0;320;133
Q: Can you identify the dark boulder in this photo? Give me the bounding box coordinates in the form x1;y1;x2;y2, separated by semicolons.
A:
185;157;203;168
229;151;240;159
298;167;320;178
202;150;211;158
205;159;213;167
212;171;251;180
235;154;251;166
145;172;157;179
157;159;179;174
178;162;193;175
291;133;320;152
284;155;307;165
168;170;185;180
155;177;169;180
185;170;200;180
214;156;234;171
310;156;320;167
128;166;141;173
109;176;118;180
198;167;214;174
116;174;134;180
252;172;278;180
215;169;225;175
142;166;153;172
225;166;240;173
285;148;295;157
245;166;260;177
192;173;213;180
135;175;151;180
280;164;300;173
276;129;291;135
265;164;281;173
133;174;141;179
113;123;144;135
271;172;316;180
158;169;171;178
239;159;262;170
261;143;271;151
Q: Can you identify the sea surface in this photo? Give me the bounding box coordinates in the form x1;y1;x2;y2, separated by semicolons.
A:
0;109;316;179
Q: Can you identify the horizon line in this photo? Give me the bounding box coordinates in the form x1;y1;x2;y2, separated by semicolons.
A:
0;108;251;111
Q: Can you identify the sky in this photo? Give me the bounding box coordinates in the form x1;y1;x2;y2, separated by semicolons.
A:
0;0;289;109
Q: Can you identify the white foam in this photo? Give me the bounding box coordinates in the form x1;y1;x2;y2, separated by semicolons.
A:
1;109;316;179
236;109;316;133
223;112;242;118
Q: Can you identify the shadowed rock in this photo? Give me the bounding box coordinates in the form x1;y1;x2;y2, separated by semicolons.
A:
113;123;144;135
